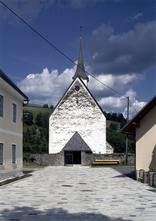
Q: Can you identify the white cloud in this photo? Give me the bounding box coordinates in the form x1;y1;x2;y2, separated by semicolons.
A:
18;66;146;119
123;89;147;119
132;12;143;20
98;89;146;119
17;67;75;106
124;12;143;22
88;73;144;99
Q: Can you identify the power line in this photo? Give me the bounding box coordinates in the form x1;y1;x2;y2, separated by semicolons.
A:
88;73;124;97
0;1;76;67
129;99;138;113
0;1;124;96
0;0;138;114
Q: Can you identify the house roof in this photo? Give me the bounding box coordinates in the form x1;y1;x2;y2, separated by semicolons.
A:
72;34;89;82
63;132;92;152
121;95;156;134
0;69;29;102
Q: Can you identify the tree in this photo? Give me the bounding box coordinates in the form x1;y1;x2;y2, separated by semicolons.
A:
35;112;42;127
120;121;127;129
118;113;126;123
106;128;126;153
23;111;33;125
35;112;49;128
43;104;48;108
110;123;118;131
111;113;118;121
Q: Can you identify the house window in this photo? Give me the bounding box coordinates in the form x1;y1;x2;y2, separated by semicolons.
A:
0;143;4;165
0;95;4;118
12;144;16;164
13;103;17;123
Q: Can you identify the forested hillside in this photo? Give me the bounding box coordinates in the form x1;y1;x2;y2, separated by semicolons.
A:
104;112;135;153
23;104;53;154
23;104;135;155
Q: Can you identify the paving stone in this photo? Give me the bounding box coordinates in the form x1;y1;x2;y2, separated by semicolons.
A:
0;166;156;220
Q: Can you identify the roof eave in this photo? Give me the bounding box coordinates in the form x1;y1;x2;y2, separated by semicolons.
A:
0;69;29;102
121;95;156;134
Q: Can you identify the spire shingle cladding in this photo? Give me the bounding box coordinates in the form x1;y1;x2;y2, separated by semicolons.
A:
63;132;92;152
72;35;89;82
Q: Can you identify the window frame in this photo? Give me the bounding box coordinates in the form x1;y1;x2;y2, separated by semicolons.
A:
0;92;5;119
12;143;17;164
0;142;4;166
12;101;17;124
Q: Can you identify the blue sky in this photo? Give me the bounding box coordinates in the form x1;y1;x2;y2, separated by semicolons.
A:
0;0;156;118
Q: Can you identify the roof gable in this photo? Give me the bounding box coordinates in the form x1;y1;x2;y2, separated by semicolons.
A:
63;132;92;151
51;77;105;117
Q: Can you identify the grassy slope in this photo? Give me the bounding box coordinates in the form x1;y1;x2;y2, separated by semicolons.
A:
24;104;120;129
106;120;120;130
23;104;53;122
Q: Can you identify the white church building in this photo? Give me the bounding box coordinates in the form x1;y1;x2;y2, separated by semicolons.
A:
49;34;113;165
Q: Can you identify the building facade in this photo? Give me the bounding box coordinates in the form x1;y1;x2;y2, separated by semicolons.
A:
49;35;113;165
0;69;29;181
121;96;156;177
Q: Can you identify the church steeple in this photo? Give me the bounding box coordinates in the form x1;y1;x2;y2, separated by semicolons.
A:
72;28;89;85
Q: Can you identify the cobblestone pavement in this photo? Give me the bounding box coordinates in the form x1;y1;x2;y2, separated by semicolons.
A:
0;166;156;221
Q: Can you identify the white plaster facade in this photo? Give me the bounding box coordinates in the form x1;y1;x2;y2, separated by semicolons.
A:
121;95;156;174
49;77;106;154
136;105;156;171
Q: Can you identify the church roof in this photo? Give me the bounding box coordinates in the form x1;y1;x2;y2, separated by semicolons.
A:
63;132;92;152
72;34;89;82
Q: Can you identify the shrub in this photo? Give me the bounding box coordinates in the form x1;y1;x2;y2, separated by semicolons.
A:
23;153;35;162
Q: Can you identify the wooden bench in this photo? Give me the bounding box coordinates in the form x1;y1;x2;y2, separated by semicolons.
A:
92;159;120;165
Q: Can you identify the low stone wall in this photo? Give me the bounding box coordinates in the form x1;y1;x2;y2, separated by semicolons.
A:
31;153;135;166
31;151;64;166
136;169;156;187
81;152;93;166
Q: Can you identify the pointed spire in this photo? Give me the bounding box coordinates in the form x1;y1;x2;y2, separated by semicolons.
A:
72;27;89;83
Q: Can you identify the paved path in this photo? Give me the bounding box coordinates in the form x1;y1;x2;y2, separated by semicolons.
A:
0;166;156;221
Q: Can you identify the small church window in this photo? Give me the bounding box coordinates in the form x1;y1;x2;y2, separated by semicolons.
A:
75;85;80;91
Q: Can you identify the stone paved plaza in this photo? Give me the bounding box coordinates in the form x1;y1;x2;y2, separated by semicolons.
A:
0;166;156;221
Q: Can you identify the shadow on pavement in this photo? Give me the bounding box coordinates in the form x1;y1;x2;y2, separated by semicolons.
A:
147;188;156;193
23;170;34;174
0;206;132;221
112;166;135;180
23;168;44;174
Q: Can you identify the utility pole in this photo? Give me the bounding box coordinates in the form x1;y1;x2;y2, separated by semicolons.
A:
125;96;129;165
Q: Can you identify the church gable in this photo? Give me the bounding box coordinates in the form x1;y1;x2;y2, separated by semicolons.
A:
49;31;107;155
54;77;102;114
49;77;106;154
